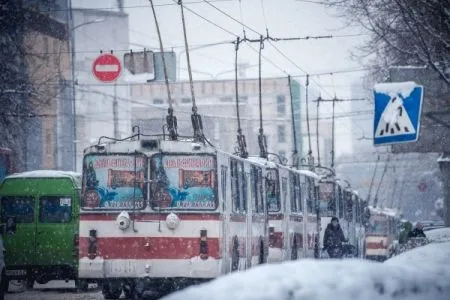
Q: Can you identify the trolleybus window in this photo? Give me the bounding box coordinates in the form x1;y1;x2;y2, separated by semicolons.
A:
1;196;34;223
81;154;146;210
231;159;247;213
305;177;315;214
318;182;336;217
345;191;353;222
289;172;301;212
338;187;344;218
39;196;72;223
150;154;217;210
251;166;264;213
220;165;227;208
266;169;280;212
281;177;288;210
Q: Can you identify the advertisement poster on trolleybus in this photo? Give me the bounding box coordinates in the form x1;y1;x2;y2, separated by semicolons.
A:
151;154;217;209
82;155;145;209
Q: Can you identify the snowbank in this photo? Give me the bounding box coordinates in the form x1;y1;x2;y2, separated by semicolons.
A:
374;81;417;98
163;243;450;300
385;241;450;280
424;227;450;243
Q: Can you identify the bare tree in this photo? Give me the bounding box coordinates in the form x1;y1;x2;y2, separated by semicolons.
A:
326;0;450;84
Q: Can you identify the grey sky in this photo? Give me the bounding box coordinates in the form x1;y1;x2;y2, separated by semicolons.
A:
74;0;371;156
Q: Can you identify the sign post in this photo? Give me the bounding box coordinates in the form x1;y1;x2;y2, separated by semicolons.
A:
92;53;122;82
373;81;424;146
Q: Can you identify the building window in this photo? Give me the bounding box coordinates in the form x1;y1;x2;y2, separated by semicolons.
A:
219;96;233;103
277;95;286;115
153;98;164;105
278;125;286;143
239;96;248;103
279;150;286;160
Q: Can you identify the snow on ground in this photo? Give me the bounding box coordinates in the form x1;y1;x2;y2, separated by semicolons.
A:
162;242;450;300
424;227;450;243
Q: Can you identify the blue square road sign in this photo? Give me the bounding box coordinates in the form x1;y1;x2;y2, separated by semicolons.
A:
373;81;424;146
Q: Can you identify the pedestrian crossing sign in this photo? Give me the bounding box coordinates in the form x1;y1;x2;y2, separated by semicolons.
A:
373;81;424;146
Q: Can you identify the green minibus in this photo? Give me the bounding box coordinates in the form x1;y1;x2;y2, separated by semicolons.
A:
0;170;83;290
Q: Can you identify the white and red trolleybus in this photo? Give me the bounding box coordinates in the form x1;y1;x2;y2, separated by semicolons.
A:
78;135;321;299
364;207;400;261
317;179;367;258
246;157;321;263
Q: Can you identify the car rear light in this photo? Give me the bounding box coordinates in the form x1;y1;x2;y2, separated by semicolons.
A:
199;229;208;260
88;229;97;260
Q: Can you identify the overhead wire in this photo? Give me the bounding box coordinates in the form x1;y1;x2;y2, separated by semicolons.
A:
197;0;356;139
178;1;239;37
39;0;235;13
202;0;261;36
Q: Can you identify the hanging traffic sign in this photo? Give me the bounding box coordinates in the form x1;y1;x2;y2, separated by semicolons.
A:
92;53;122;82
373;81;424;146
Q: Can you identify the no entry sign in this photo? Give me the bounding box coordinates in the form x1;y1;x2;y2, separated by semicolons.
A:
92;54;121;82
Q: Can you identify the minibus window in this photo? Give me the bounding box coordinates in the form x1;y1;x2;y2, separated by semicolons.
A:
39;196;72;223
1;196;34;223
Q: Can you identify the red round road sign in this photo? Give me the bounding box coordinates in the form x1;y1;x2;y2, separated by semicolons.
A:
92;54;122;82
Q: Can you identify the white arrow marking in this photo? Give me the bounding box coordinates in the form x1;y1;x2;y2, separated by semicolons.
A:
95;64;120;72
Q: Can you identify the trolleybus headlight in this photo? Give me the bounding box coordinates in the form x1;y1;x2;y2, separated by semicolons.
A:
199;229;208;260
166;212;180;230
116;211;131;230
88;229;98;260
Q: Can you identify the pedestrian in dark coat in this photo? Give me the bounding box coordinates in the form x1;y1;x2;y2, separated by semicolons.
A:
408;222;426;238
323;216;346;258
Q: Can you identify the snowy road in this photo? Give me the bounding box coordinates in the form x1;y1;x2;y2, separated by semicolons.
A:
5;281;105;300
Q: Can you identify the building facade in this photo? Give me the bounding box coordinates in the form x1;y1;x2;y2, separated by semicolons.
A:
71;8;131;172
130;77;302;164
24;5;74;171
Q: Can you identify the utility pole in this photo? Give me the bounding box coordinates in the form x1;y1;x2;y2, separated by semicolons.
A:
113;83;119;138
288;75;298;168
314;97;367;169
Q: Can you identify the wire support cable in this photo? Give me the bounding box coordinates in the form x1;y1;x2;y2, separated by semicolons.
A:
150;0;177;140
234;36;248;158
257;36;268;159
178;0;205;142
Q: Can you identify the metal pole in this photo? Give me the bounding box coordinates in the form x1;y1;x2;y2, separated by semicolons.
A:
68;0;77;171
113;83;119;138
331;97;336;168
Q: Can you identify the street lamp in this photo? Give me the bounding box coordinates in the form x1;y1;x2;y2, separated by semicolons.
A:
68;1;105;171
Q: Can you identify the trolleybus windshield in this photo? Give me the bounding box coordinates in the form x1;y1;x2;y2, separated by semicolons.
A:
150;154;217;210
81;154;146;210
367;215;389;235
